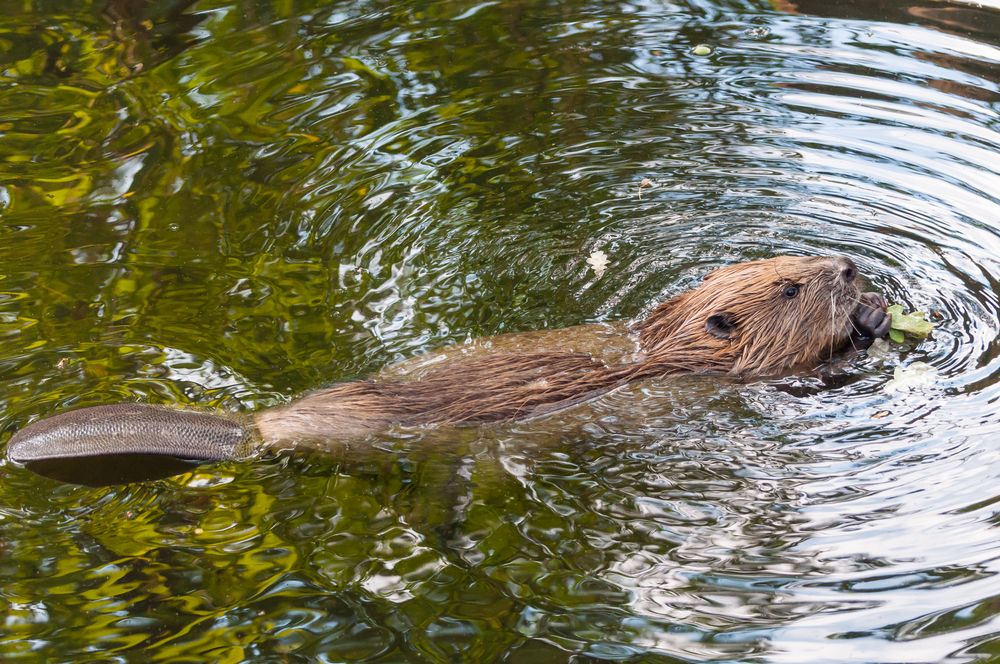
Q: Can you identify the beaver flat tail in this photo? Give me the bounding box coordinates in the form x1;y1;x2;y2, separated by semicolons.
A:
7;404;253;465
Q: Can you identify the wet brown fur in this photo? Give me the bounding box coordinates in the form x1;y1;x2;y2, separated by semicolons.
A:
256;256;861;446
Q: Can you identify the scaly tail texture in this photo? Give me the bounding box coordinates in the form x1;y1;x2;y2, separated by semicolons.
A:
8;404;253;464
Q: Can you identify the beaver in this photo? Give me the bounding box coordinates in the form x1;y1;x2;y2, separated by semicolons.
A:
6;255;890;478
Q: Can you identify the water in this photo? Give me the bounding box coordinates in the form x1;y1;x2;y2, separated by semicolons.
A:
1;0;998;660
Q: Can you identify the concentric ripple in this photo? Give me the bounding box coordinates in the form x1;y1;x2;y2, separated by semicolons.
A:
0;0;998;661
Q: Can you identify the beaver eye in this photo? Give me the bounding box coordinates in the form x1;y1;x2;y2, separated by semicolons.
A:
783;285;800;299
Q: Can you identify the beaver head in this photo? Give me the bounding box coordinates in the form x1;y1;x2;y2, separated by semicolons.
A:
636;255;863;375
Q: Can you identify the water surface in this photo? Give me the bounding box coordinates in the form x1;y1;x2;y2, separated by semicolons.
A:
1;0;999;661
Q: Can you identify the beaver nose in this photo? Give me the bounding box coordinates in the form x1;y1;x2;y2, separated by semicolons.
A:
838;257;858;283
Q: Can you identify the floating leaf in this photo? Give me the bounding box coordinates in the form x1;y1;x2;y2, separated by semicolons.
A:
886;303;935;342
866;337;893;362
586;249;609;277
883;362;938;392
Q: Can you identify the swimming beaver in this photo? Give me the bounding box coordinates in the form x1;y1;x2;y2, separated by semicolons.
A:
7;256;890;472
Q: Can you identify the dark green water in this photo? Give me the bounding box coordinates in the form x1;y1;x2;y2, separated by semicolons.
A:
2;0;999;661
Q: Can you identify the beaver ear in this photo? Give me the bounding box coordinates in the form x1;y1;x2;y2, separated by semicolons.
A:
706;312;737;340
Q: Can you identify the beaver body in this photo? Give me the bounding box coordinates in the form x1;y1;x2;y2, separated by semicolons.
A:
7;256;890;472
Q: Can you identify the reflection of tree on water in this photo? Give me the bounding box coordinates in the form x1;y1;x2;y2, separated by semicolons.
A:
772;0;998;41
26;0;205;83
772;0;1000;103
99;0;203;77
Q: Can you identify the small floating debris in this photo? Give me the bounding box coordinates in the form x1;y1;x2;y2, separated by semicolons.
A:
692;44;713;56
866;337;893;362
744;26;771;39
883;362;938;393
637;177;654;198
587;249;609;278
886;304;935;344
